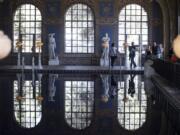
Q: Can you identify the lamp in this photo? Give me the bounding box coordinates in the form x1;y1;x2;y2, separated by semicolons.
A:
16;96;25;101
16;40;22;49
36;96;44;101
173;35;180;58
36;40;43;67
36;40;43;49
0;31;11;59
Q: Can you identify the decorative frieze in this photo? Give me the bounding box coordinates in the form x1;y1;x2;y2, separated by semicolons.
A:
63;0;95;6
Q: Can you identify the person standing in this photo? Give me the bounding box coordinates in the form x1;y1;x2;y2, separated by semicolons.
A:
145;45;152;60
109;43;118;67
129;42;137;68
156;44;161;58
168;47;173;59
152;42;156;55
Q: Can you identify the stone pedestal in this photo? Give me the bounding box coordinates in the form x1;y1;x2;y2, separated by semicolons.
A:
100;57;109;67
48;57;59;65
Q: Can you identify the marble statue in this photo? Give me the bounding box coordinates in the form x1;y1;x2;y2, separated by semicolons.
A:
48;74;58;102
48;33;59;65
100;33;110;67
49;33;56;59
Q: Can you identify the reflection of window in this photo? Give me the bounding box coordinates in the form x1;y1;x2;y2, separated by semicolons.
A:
13;4;42;53
65;4;94;53
14;81;42;128
119;4;148;53
65;81;94;129
117;76;146;130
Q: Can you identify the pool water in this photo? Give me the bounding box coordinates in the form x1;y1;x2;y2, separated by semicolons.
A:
0;72;176;135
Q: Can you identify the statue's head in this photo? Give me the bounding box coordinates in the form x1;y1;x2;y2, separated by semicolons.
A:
48;33;55;38
105;33;108;37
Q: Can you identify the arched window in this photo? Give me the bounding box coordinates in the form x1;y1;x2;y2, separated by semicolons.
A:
117;75;147;130
14;80;42;128
13;4;42;53
65;4;94;53
65;81;94;129
119;4;148;53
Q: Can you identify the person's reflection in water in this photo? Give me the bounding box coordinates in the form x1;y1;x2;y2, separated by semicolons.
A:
128;74;136;97
110;75;118;99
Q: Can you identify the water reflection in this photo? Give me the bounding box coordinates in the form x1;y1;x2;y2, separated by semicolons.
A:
65;81;94;129
118;75;147;130
48;74;58;102
11;73;149;132
101;74;119;102
14;78;42;128
100;75;110;103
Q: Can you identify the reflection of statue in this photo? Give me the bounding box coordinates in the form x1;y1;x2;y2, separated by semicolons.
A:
48;33;56;59
100;33;110;67
48;74;58;102
101;74;110;103
48;33;59;65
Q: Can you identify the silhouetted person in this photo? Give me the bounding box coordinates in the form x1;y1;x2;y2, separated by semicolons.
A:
129;42;136;68
152;42;158;56
128;74;136;97
110;43;118;67
168;47;173;59
145;46;152;60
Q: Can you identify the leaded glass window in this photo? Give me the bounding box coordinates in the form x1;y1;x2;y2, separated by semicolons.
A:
13;4;42;53
117;76;147;130
119;4;148;53
14;81;42;128
65;81;94;129
65;4;94;53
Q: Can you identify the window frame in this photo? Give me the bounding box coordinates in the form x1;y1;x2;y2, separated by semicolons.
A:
64;3;95;54
13;80;42;128
117;75;147;131
64;80;94;130
118;4;148;53
13;4;42;53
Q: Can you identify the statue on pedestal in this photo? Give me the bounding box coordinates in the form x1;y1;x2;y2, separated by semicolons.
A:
48;33;59;65
100;33;110;67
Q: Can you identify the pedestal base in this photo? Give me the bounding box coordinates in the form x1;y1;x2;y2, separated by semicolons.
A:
100;58;110;67
48;57;59;65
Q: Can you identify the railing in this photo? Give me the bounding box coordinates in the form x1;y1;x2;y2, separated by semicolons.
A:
153;58;180;89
